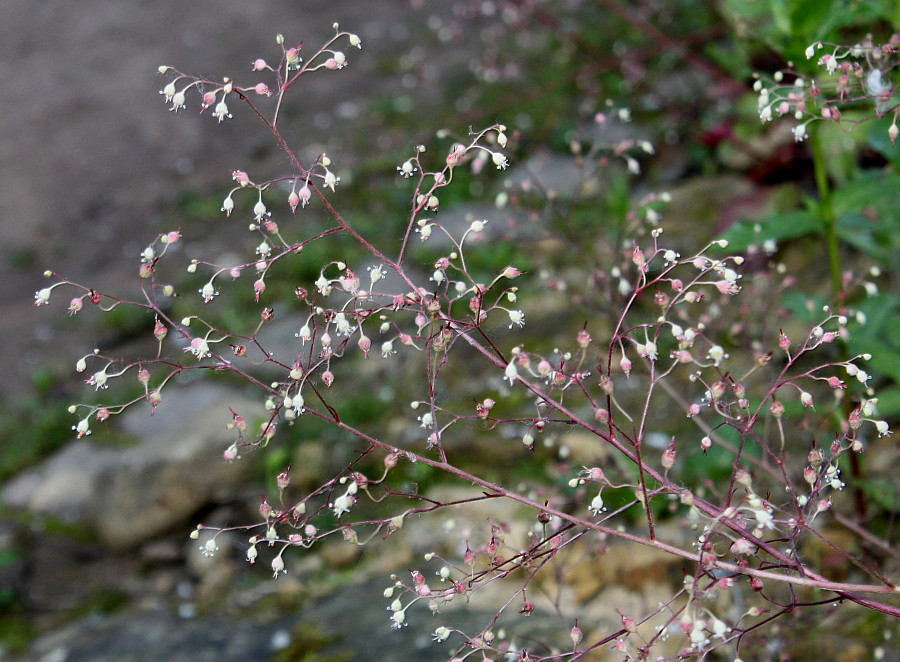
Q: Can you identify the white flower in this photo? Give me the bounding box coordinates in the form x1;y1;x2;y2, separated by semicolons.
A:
213;100;231;122
170;90;186;111
390;610;407;629
199;282;218;303
324;170;340;191
397;160;417;177
432;626;450;642
186;337;211;359
507;310;525;328
504;361;518;385
792;124;808;142
589;492;606;515
334;312;353;336
73;418;92;438
87;370;109;390
332;492;355;517
315;275;331;296
640;341;658;361
34;288;53;306
160;81;176;101
753;506;775;530
253;200;268;221
707;345;727;366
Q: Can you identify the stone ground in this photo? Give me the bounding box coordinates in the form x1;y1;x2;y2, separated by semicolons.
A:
1;0;461;402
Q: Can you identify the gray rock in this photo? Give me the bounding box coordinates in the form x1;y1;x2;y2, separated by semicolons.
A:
2;384;259;548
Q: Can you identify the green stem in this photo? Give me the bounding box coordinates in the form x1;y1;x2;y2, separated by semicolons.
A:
809;131;842;298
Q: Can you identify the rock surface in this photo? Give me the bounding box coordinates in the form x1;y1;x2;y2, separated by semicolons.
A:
2;384;258;548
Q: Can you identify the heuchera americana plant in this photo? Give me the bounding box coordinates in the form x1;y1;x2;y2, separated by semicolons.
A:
36;23;897;661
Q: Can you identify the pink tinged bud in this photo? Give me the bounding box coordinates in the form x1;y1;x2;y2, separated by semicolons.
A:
799;391;814;408
672;349;692;363
827;376;844;389
322;370;334;386
260;498;273;519
778;331;790;351
501;265;523;279
803;466;816;486
889;122;899;146
464;544;475;566
288;190;300;212
671;279;683;292
570;623;583;647
96;408;110;422
68;298;83;315
254;82;271;96
619;355;632;376
631;244;644;268
202;91;216;108
700;436;712;450
730;538;754;555
357;334;371;358
277;468;291;490
594;408;609;424
253;279;266;301
662;442;676;470
232;170;250;186
770;399;785;417
139;262;154;279
137;368;150;385
252;58;268;70
271;555;286;577
599;374;614;395
576;329;591;348
687;404;701;417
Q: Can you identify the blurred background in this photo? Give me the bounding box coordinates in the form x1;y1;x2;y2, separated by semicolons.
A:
1;1;896;660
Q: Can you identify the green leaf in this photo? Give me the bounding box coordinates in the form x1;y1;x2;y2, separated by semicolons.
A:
769;0;792;34
721;210;822;252
854;478;899;512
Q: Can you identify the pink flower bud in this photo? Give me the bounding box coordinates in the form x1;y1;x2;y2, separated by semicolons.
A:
570;622;583;647
778;331;790;351
358;334;371;358
254;82;271;96
577;329;591;348
662;442;676;470
848;408;861;429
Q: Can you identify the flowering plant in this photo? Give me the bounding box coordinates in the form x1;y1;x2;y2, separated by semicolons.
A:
36;22;897;661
